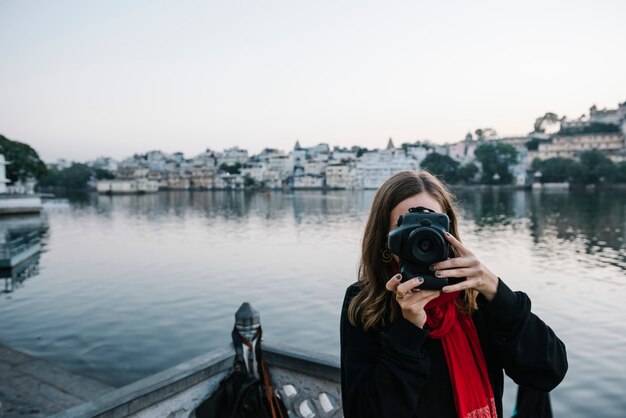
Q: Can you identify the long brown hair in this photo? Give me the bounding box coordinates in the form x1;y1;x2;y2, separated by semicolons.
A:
348;170;478;331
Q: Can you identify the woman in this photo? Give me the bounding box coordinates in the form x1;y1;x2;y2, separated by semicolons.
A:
340;171;567;418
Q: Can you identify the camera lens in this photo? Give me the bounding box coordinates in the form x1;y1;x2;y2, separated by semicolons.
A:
418;238;433;253
408;228;446;264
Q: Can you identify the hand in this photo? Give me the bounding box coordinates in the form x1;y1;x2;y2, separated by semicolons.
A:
386;274;441;328
432;232;499;301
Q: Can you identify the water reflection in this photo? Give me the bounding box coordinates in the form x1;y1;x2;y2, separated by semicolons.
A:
0;214;48;294
455;189;626;275
1;254;41;294
0;190;623;417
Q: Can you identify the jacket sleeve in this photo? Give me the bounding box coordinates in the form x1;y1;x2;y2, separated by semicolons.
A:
477;279;568;391
340;285;430;418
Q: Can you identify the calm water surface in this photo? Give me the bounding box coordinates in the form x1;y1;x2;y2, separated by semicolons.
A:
1;190;625;417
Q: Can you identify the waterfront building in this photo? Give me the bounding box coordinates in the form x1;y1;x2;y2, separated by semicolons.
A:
330;148;357;162
88;157;118;172
292;173;324;189
589;102;626;126
325;164;357;189
405;144;430;166
550;101;626;162
356;148;418;189
268;155;294;178
0;155;9;194
96;179;159;194
166;176;191;190
530;131;625;162
303;161;326;176
214;173;244;190
447;133;479;164
218;147;249;166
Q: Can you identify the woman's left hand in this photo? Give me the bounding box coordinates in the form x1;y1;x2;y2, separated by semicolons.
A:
432;232;499;301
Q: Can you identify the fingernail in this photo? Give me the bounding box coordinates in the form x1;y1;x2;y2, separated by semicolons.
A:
394;274;402;280
435;271;442;277
444;232;451;236
429;264;436;271
442;287;449;292
416;277;424;283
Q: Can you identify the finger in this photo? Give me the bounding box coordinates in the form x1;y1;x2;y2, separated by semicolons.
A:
398;288;439;305
434;267;476;279
431;256;475;271
444;232;473;257
385;274;403;292
441;277;477;293
397;277;424;294
416;291;441;309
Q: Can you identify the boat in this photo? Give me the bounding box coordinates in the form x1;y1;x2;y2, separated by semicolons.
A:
0;214;44;273
50;304;344;418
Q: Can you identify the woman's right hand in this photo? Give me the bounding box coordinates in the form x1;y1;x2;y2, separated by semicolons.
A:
385;274;441;329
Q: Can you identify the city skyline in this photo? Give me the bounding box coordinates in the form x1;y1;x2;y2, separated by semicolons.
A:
1;0;625;162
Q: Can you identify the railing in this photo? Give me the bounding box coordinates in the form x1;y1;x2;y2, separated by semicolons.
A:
0;231;40;259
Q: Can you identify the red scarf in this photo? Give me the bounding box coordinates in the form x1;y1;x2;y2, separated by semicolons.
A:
425;291;497;418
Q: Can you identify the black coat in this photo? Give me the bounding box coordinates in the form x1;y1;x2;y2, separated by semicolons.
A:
340;279;568;418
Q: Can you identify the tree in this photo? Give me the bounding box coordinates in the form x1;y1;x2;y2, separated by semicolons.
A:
0;134;47;182
420;153;459;183
533;112;561;134
532;157;583;183
38;163;94;190
94;168;115;180
474;143;518;184
457;162;479;183
474;128;497;140
219;162;242;175
616;161;626;183
578;150;616;184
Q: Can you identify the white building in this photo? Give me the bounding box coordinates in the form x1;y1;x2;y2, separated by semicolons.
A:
303;161;326;176
356;149;418;189
292;174;324;189
214;173;244;190
405;145;430;166
97;179;159;194
219;147;249;166
330;149;357;162
325;164;357;189
0;155;9;194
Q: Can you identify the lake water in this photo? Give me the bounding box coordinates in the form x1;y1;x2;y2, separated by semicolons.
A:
1;189;625;417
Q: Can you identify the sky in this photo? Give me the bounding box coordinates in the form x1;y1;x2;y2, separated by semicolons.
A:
1;0;625;163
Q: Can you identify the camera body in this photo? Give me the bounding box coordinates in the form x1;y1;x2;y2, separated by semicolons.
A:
387;207;463;290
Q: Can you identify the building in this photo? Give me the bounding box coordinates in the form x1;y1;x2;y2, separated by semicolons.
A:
96;179;159;194
292;174;324;189
356;147;418;189
325;164;357;189
218;147;249;166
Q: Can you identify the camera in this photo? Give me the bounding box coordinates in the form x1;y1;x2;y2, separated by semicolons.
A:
387;207;464;290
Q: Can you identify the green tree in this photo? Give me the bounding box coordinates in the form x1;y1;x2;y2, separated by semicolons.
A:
94;168;115;180
219;162;242;175
474;128;497;139
578;150;616;184
243;174;256;188
39;163;94;190
0;134;47;182
615;161;626;183
532;157;583;183
533;112;560;133
420;153;459;183
474;143;518;184
457;162;479;183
